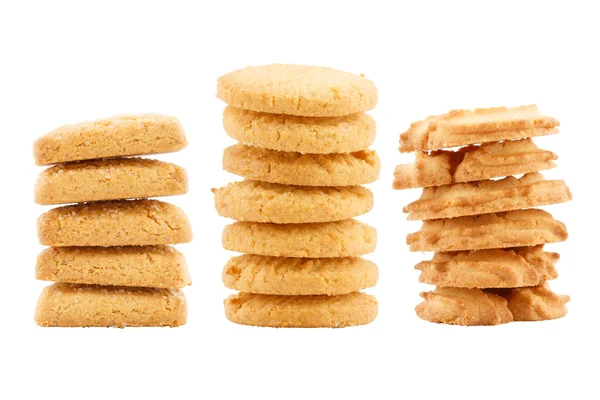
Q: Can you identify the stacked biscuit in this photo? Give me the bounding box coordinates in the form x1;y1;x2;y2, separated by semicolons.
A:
33;115;193;328
214;64;380;328
393;105;571;326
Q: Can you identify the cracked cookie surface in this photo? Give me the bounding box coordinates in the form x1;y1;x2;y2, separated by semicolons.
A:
223;255;378;295
217;64;377;117
35;283;187;327
37;199;192;247
224;144;380;186
35;158;188;205
223;106;375;154
213;180;373;223
36;245;191;288
224;291;378;328
222;219;376;258
34;114;187;165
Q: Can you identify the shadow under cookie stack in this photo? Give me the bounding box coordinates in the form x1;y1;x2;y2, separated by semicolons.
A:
214;64;380;328
33;115;193;328
393;105;571;326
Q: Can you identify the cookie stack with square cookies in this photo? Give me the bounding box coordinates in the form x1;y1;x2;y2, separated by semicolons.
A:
214;64;380;328
33;115;193;328
393;105;571;326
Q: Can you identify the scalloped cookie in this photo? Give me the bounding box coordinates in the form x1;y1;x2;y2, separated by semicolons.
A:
499;283;569;321
224;291;378;328
223;255;378;295
217;64;377;117
213;180;373;223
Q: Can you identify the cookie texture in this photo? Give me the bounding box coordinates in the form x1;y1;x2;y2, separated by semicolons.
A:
500;283;569;321
415;246;559;288
224;292;378;328
222;106;375;154
213;180;373;223
36;246;191;289
407;209;567;252
38;199;192;247
223;255;378;295
222;219;376;258
223;144;380;186
415;287;513;326
393;138;557;190
34;114;187;165
35;283;187;327
35;158;188;205
404;173;571;220
217;64;377;117
399;105;559;152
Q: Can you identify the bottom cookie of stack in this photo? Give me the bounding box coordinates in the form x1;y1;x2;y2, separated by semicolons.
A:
222;255;378;328
413;247;569;326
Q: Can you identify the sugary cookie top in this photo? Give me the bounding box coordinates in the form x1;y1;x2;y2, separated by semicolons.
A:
217;64;377;117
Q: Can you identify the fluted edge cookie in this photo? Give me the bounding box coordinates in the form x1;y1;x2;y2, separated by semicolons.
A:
217;64;377;117
213;180;373;223
224;292;378;328
498;283;569;321
35;283;187;327
35;158;188;205
404;173;571;220
223;106;376;154
223;255;378;295
36;246;191;289
34;114;187;165
416;287;513;326
393;138;557;190
399;105;559;152
223;144;380;186
415;246;559;288
407;209;567;252
222;219;376;258
37;199;192;247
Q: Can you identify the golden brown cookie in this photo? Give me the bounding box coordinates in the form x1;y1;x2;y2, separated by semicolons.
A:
36;246;191;289
213;180;373;223
34;158;188;205
415;287;513;326
499;283;569;321
415;246;559;288
393;138;557;190
399;105;559;152
37;199;192;247
222;106;376;154
35;283;187;327
217;64;377;117
223;144;380;187
404;173;571;220
407;209;567;252
34;114;187;165
222;219;376;258
223;255;378;295
224;292;378;328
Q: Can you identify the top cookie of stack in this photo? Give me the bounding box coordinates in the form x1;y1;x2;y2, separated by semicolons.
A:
393;105;571;326
33;115;192;328
215;64;380;328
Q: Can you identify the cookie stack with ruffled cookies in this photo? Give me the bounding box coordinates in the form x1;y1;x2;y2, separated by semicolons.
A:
33;115;192;327
393;105;571;326
214;64;380;328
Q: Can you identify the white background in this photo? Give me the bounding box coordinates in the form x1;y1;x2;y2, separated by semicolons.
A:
1;1;598;399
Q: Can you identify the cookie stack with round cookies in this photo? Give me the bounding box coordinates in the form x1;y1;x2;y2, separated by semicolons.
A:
33;115;193;328
214;64;380;328
393;105;571;326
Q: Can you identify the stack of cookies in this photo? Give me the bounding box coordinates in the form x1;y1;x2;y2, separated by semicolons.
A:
33;115;193;328
214;64;380;328
393;105;571;326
